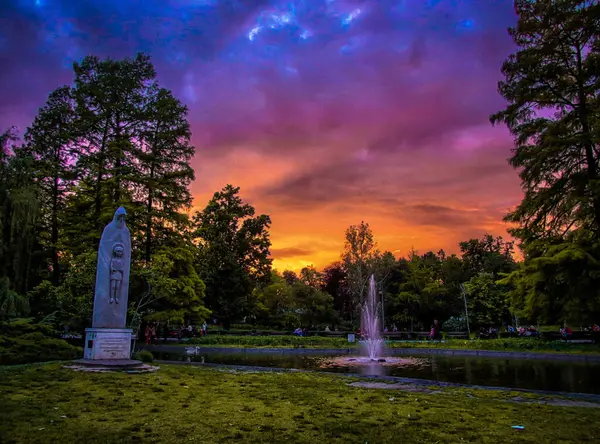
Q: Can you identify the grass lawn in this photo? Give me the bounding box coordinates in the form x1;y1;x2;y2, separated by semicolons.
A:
1;363;600;443
181;335;600;355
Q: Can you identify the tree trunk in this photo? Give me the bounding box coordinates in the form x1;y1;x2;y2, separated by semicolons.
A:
94;120;110;230
114;112;122;203
145;126;159;264
575;45;600;233
51;174;59;285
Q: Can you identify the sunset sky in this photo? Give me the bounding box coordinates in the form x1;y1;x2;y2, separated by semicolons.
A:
0;0;523;271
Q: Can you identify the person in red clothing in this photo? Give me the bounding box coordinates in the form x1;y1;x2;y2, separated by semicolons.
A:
144;325;151;344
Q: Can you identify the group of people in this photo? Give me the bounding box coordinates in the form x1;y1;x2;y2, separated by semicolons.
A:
506;325;539;337
293;327;308;336
178;323;208;339
142;322;209;344
144;322;159;345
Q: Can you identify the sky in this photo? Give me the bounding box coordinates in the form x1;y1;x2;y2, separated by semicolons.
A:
0;0;523;271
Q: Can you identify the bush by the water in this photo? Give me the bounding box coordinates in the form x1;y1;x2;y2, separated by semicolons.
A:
185;335;350;348
133;350;154;363
0;319;81;365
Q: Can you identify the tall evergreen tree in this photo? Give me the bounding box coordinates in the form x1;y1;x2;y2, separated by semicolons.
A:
136;86;195;263
491;0;600;242
24;86;77;284
66;53;156;253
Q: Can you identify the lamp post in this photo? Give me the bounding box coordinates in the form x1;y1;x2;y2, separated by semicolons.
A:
379;289;384;331
459;283;471;337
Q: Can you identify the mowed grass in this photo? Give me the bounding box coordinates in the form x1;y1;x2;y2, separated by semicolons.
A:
1;363;599;444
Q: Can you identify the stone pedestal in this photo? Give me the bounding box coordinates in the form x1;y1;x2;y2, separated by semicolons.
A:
84;328;133;360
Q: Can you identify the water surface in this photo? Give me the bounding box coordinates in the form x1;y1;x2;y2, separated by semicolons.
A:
150;348;600;395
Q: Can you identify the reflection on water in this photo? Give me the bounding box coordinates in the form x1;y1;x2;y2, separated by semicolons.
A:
151;349;600;394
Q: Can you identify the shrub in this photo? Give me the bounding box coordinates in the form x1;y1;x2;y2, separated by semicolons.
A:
133;350;154;363
185;335;349;348
443;316;468;332
0;319;82;365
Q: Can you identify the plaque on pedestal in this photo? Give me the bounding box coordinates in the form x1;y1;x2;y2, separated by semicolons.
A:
84;328;133;360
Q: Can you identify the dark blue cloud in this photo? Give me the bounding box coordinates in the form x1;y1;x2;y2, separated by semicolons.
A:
0;0;515;142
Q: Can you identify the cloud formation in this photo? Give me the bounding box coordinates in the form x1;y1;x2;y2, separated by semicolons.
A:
1;0;522;270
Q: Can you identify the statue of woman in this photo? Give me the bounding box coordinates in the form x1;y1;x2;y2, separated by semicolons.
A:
92;207;131;328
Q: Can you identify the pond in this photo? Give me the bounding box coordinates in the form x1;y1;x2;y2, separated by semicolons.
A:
149;347;600;395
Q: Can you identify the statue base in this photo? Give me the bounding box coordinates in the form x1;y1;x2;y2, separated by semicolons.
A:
83;327;133;360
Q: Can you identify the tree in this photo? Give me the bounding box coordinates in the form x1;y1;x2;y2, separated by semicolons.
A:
24;86;77;284
282;270;299;285
499;228;600;325
392;250;449;330
321;262;353;324
253;271;295;328
299;265;322;288
0;132;44;296
65;53;157;254
490;0;600;242
341;221;379;314
194;185;272;328
459;234;517;279
135;87;195;263
130;246;209;327
291;281;334;328
464;273;510;329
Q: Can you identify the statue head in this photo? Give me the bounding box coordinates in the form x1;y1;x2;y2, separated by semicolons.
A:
113;243;124;257
113;207;127;228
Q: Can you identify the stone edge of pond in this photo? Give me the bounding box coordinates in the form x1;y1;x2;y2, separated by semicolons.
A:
142;345;600;362
155;359;600;402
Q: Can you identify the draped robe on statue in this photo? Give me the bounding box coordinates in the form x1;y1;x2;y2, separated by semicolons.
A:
92;207;132;328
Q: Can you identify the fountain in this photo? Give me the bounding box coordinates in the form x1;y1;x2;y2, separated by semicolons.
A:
319;274;419;374
359;275;385;361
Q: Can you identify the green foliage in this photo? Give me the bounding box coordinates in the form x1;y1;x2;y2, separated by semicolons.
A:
194;184;272;328
0;319;81;365
186;335;348;348
0;277;29;320
442;316;467;332
0;53;206;334
291;281;335;327
28;252;97;332
500;229;600;325
464;273;510;329
390;250;458;328
491;0;600;240
131;246;209;325
132;350;154;363
459;234;517;279
341;221;378;305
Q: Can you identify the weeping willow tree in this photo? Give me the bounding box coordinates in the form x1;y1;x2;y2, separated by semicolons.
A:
0;129;44;298
0;277;29;320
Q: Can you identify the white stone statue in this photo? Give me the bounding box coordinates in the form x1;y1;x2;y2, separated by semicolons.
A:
92;207;131;328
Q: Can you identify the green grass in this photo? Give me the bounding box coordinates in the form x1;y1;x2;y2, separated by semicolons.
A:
1;363;599;443
181;335;600;355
